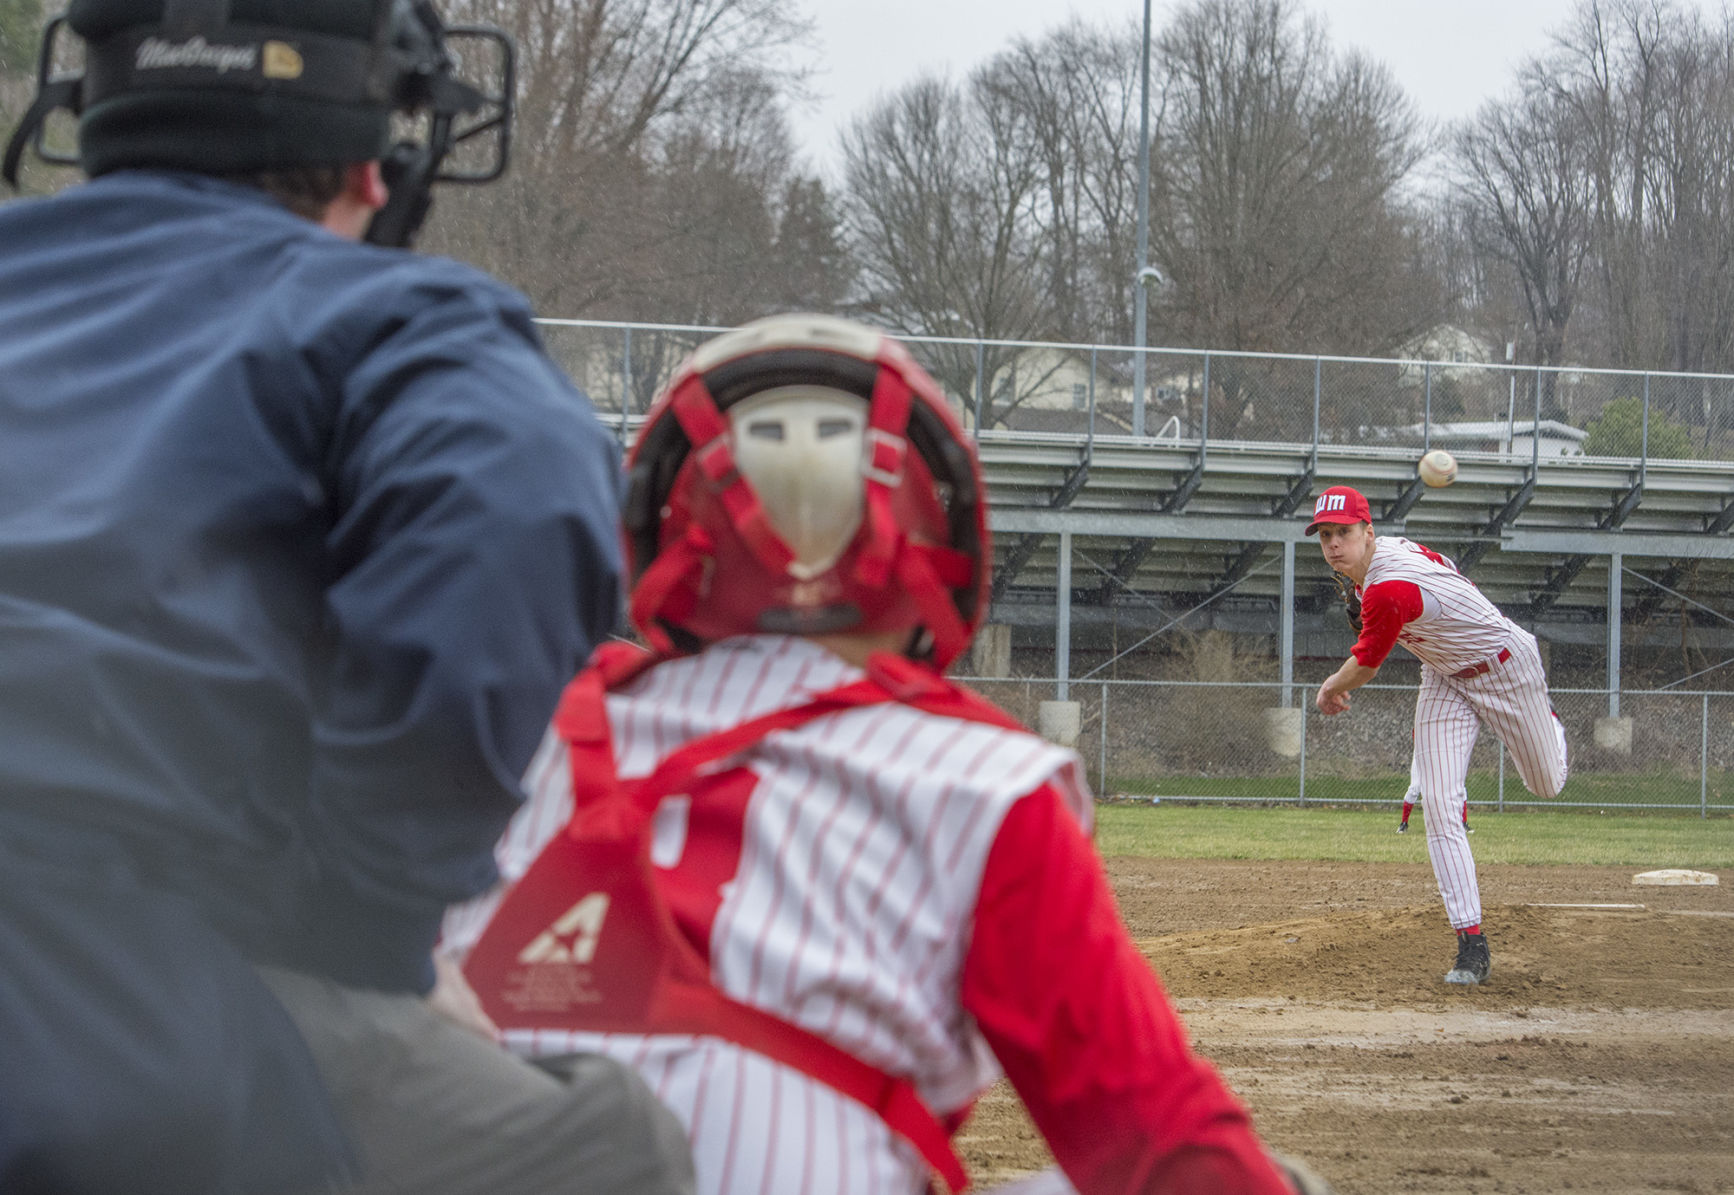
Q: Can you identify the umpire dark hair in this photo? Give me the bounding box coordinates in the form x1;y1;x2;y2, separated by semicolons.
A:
218;164;346;219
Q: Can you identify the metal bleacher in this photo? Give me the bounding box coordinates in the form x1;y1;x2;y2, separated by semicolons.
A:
975;429;1734;651
536;317;1734;656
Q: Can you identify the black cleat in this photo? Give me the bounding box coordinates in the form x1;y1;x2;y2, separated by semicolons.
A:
1444;932;1491;985
1397;819;1409;834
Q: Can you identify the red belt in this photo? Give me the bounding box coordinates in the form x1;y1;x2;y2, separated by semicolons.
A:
1452;647;1511;680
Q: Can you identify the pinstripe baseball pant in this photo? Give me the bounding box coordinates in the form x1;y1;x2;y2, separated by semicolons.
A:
1413;629;1568;929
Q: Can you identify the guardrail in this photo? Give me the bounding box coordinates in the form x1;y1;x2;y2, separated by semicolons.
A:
535;318;1734;471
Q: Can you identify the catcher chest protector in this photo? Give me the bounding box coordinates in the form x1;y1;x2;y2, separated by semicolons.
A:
463;645;1029;1194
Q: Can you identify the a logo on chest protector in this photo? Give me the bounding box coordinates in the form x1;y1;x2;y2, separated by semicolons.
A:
518;893;611;965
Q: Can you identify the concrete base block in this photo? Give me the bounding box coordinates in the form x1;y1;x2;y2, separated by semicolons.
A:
1037;700;1082;749
1264;707;1303;759
972;623;1012;678
1594;716;1634;754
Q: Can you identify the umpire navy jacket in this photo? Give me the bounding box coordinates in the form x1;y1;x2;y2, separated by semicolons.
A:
0;170;623;994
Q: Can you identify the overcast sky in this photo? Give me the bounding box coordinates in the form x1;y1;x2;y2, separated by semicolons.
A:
788;0;1718;174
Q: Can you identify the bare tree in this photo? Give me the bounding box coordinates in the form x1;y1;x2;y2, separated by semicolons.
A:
1644;14;1734;374
620;65;791;323
1146;0;1437;434
1452;75;1594;399
839;75;1054;426
1515;0;1734;392
1547;0;1671;367
445;0;808;162
424;0;827;320
1150;0;1431;352
765;175;855;314
977;20;1147;346
0;0;59;200
0;0;37;77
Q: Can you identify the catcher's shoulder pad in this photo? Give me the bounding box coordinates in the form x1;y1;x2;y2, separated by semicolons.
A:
865;652;1025;732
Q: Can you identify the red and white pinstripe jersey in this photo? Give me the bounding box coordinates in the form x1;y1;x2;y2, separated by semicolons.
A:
1362;536;1514;674
443;634;1092;1194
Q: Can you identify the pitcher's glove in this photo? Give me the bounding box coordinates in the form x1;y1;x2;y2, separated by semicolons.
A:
1271;1150;1338;1195
1332;570;1361;632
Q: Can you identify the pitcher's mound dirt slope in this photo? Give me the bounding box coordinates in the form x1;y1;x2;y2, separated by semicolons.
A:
957;860;1734;1195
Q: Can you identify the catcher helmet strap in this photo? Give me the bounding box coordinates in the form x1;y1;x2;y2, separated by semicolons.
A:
894;546;971;667
854;362;913;589
627;524;714;657
668;374;795;576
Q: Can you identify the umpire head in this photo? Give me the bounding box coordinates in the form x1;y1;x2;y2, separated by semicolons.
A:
5;0;511;244
72;0;395;179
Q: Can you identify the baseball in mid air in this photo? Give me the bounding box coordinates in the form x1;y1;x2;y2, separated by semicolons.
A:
1419;449;1457;488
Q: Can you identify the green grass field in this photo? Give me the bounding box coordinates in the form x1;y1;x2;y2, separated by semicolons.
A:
1094;802;1734;868
1111;769;1734;807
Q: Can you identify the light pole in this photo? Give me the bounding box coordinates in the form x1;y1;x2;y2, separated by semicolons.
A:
1132;0;1153;438
1505;339;1517;458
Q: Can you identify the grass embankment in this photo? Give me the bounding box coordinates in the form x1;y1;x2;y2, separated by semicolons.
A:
1094;802;1734;868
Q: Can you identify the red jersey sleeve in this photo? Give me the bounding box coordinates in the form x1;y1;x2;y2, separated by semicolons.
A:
1350;579;1423;668
960;786;1293;1195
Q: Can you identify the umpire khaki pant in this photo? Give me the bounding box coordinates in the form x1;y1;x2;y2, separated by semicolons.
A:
259;967;695;1195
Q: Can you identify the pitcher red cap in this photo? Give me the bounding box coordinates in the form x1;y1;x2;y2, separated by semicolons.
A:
1305;486;1371;535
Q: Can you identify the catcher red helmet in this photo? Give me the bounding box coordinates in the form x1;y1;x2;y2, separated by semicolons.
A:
622;314;989;668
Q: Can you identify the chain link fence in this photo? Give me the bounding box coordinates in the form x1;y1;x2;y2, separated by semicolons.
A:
534;316;1734;816
958;678;1734;815
535;318;1734;467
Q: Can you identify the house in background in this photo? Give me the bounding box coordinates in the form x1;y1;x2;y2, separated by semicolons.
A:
1396;324;1502;368
1405;418;1587;458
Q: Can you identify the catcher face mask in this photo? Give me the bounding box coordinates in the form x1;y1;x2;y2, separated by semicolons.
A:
728;386;869;581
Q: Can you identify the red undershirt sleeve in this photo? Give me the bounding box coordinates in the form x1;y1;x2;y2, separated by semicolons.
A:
960;785;1294;1195
1350;579;1423;668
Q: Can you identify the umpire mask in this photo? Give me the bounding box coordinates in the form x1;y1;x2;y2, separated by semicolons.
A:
2;0;514;248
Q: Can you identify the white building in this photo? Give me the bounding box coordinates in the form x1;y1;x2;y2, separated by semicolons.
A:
1405;418;1587;458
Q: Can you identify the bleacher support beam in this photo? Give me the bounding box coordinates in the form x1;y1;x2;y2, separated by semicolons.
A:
1459;477;1537;569
989;456;1091;599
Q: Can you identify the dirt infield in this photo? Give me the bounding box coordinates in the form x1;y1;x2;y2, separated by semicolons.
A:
958;858;1734;1193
